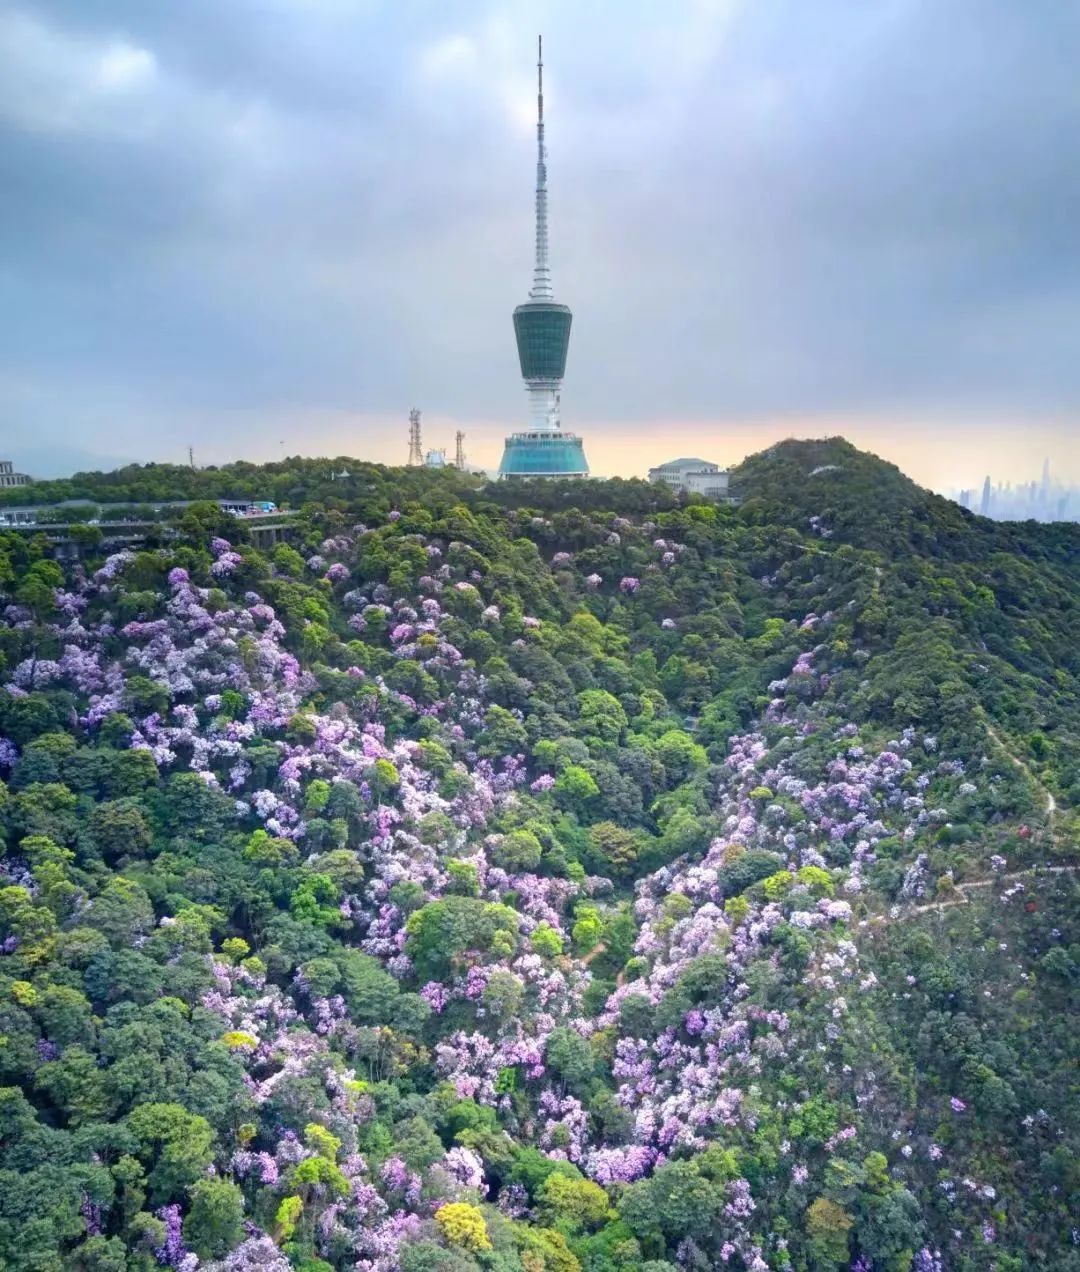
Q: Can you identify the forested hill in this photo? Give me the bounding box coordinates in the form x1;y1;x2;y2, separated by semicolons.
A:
0;440;1076;1272
733;437;1079;565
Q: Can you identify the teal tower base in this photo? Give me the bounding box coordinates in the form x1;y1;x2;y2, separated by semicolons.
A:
498;431;589;480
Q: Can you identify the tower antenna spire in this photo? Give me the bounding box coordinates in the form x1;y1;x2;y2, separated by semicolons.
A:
530;33;552;300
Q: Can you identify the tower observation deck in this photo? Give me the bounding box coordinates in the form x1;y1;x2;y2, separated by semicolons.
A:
499;36;588;480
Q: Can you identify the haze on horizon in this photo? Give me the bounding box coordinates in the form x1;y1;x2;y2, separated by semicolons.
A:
1;0;1078;492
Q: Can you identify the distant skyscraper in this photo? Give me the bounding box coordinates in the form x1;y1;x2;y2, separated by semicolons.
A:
499;37;589;480
980;476;991;516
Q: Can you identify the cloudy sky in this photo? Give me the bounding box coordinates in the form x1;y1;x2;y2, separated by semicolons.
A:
2;0;1078;488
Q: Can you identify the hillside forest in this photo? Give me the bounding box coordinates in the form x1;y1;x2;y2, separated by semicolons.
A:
0;438;1076;1272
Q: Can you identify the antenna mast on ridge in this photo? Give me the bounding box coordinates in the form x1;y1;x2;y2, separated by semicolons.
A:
407;409;423;466
454;430;466;470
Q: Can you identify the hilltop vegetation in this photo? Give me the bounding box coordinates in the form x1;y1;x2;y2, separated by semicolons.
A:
0;439;1076;1272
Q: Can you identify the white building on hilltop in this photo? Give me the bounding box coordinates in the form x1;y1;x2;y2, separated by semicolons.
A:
0;460;31;489
648;457;732;500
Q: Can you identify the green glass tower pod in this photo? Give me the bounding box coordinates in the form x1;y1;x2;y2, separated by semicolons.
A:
513;301;572;382
499;36;589;479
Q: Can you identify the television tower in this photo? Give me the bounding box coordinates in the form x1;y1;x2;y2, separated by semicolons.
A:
498;36;588;480
407;409;423;466
454;431;466;470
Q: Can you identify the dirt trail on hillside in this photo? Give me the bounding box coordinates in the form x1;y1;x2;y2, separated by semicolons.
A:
985;721;1059;825
863;864;1080;924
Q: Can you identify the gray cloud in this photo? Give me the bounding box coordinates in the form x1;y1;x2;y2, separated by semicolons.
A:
2;0;1079;476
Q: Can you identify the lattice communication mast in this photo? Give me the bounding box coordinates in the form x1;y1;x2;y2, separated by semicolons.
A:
407;409;423;466
454;431;466;470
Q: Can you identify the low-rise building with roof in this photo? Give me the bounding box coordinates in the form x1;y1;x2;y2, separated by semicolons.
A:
647;457;732;499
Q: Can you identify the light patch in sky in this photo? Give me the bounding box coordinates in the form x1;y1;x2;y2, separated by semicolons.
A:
0;11;157;134
95;41;156;91
419;33;476;78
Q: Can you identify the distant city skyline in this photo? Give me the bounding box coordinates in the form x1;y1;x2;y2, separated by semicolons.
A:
951;458;1080;523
